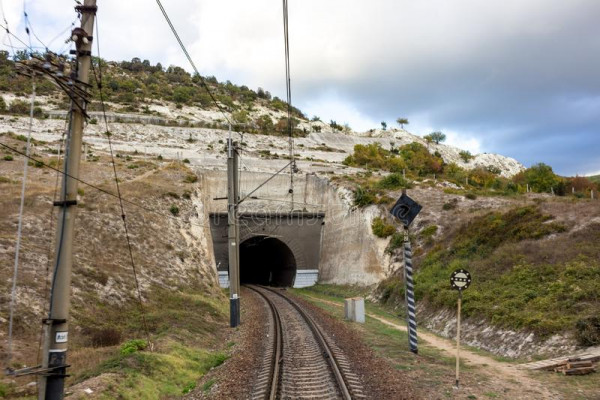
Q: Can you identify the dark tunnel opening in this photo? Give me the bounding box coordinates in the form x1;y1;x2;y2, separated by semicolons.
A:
240;236;296;287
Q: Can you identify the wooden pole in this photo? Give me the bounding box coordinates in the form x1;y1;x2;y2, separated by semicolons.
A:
456;290;462;388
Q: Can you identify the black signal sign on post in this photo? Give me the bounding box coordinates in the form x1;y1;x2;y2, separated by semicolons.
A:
390;193;422;227
450;269;472;291
451;268;471;388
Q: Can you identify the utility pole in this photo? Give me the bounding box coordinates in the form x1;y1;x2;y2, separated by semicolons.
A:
39;2;96;399
227;137;240;327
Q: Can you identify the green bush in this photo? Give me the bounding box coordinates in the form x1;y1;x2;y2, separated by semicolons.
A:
120;339;148;355
377;173;411;190
442;199;458;210
184;174;198;183
421;225;438;238
8;99;30;114
576;316;600;346
371;217;396;238
169;205;180;216
459;150;473;162
385;232;404;254
3;154;13;161
513;163;562;194
399;142;443;176
465;192;477;200
354;186;376;207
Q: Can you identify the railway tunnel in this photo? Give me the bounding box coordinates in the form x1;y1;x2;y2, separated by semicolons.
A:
209;212;325;288
239;236;296;287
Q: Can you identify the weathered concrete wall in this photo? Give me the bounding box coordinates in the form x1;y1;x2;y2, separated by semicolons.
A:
208;212;325;273
305;175;393;285
199;170;393;286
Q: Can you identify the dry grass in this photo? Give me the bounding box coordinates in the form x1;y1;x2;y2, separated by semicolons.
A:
0;145;222;396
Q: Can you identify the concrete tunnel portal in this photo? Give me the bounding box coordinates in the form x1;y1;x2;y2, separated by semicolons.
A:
240;236;296;287
209;212;325;288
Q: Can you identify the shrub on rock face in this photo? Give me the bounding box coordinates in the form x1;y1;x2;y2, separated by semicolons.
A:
459;150;473;163
354;186;376;207
576;316;600;346
8;99;30;115
377;173;412;190
371;217;396;238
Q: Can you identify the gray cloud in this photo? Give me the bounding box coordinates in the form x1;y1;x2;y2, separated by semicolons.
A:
5;0;599;175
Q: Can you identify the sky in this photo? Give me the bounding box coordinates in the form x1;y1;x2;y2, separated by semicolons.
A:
1;0;599;176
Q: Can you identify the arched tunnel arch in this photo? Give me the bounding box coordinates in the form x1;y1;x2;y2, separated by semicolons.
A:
240;236;296;287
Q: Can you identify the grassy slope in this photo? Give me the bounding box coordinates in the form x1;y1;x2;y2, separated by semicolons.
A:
379;203;600;342
293;285;600;400
589;174;600;184
0;137;229;398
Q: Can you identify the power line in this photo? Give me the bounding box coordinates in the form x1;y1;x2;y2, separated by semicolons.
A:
0;0;16;59
90;15;151;345
282;0;296;210
154;0;232;127
0;23;40;52
46;21;75;50
23;8;48;50
0;141;210;229
6;63;36;367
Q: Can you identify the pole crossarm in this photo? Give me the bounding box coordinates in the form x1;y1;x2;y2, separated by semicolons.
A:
237;161;292;205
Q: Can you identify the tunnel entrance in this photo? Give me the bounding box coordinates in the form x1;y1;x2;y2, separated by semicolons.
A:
240;236;296;287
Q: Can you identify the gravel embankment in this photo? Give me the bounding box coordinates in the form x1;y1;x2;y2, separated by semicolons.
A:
187;286;267;399
189;286;420;399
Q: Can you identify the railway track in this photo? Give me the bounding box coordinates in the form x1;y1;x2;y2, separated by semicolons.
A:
247;285;366;400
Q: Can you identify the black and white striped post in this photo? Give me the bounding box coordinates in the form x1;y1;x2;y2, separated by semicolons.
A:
403;224;418;354
390;189;422;355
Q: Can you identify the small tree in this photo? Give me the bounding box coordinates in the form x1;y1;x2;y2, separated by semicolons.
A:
424;131;446;144
381;121;387;131
459;150;473;163
396;118;409;129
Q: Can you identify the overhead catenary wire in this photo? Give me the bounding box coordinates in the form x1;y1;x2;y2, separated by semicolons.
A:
23;7;48;51
46;21;76;50
282;0;295;210
154;0;232;128
0;0;16;58
90;16;151;345
0;142;211;229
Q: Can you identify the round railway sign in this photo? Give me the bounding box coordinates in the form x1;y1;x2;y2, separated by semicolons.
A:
450;269;472;291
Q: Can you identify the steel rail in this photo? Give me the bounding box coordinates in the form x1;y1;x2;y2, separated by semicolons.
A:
245;285;283;400
251;285;352;400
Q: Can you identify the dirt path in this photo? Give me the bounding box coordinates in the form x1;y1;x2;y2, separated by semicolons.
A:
305;295;562;399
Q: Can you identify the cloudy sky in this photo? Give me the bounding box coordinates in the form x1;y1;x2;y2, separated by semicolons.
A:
2;0;599;176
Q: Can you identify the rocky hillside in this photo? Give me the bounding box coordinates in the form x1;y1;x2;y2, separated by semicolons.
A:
0;130;229;396
2;52;525;177
1;52;599;380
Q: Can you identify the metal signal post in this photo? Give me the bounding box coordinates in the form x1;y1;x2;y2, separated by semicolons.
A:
390;189;422;354
227;138;241;327
450;268;472;388
39;1;97;399
403;225;418;354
